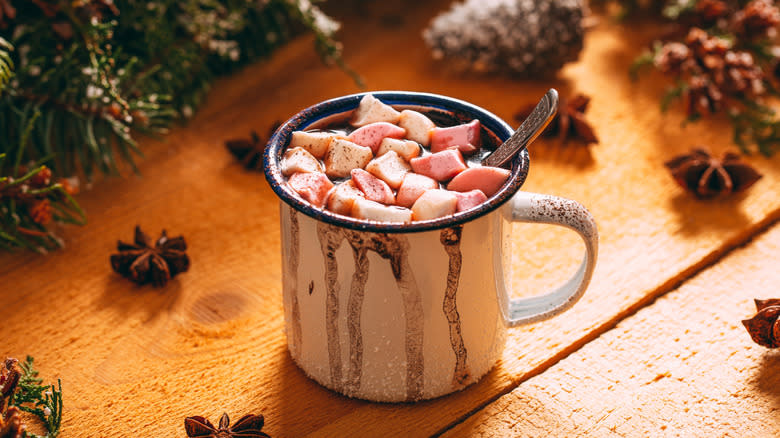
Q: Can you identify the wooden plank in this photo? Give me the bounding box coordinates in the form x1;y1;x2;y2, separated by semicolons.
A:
444;223;780;437
0;2;779;436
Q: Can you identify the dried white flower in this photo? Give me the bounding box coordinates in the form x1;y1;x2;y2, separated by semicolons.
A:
423;0;586;76
86;84;103;99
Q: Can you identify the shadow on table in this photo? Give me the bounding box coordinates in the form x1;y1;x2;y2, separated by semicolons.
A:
265;349;370;436
754;352;780;411
95;274;183;322
89;276;184;384
668;193;753;236
265;352;524;436
529;139;596;170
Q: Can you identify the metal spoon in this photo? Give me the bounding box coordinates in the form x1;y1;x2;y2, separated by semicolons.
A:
481;88;558;168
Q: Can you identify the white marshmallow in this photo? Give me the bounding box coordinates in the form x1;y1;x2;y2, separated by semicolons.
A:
351;198;412;223
377;137;421;161
398;110;435;146
289;131;337;159
281;147;323;176
324;138;373;179
365;151;411;190
411;189;458;221
327;180;364;216
351;95;401;127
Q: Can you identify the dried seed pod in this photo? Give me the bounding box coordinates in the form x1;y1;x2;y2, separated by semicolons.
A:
742;298;780;348
0;406;25;438
0;358;20;412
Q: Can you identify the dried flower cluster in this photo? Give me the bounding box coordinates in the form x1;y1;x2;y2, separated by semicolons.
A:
110;226;190;287
629;0;780;156
664;148;762;198
654;28;765;119
185;413;270;438
1;166;71;226
423;0;586;76
0;156;84;252
742;298;780;348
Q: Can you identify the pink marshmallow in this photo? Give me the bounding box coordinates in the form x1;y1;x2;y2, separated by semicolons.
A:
348;122;406;153
454;189;488;212
288;172;334;207
430;119;481;155
351;168;395;205
396;173;439;208
446;166;511;197
410;149;467;182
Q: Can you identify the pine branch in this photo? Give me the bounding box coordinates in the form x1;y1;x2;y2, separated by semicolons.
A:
8;356;63;438
0;37;12;92
0;0;351;251
0;0;353;178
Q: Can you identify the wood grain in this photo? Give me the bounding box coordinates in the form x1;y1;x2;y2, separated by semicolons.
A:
445;224;780;437
1;1;779;436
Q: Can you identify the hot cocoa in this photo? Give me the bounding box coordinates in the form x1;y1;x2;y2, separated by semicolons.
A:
282;94;510;222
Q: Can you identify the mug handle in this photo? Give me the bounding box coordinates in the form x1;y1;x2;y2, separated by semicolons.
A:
496;191;599;327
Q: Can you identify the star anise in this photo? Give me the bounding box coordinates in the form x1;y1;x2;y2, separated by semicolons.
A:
225;121;281;171
110;226;189;287
664;148;762;198
742;298;780;348
515;93;598;145
0;406;25;438
185;412;270;438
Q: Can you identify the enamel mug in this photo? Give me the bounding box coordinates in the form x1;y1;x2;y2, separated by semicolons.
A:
264;91;598;402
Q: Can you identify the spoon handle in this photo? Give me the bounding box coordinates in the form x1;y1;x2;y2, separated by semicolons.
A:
481;88;559;168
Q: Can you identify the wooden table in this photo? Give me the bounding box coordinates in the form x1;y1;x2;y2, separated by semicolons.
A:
3;2;779;436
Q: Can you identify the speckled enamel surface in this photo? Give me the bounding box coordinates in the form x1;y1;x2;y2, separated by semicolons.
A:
281;204;506;402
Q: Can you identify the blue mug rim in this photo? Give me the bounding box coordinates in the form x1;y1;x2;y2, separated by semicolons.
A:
263;91;530;233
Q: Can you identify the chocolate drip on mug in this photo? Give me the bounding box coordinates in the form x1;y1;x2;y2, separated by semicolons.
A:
440;226;471;387
289;210;303;360
345;240;369;395
355;232;424;401
316;222;346;392
317;222;425;401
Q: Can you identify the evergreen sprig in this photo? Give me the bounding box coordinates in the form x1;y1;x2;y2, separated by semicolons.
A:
1;0;348;179
0;0;350;251
0;37;12;91
8;356;63;438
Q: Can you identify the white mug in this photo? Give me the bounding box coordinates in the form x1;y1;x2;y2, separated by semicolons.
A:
264;92;598;402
